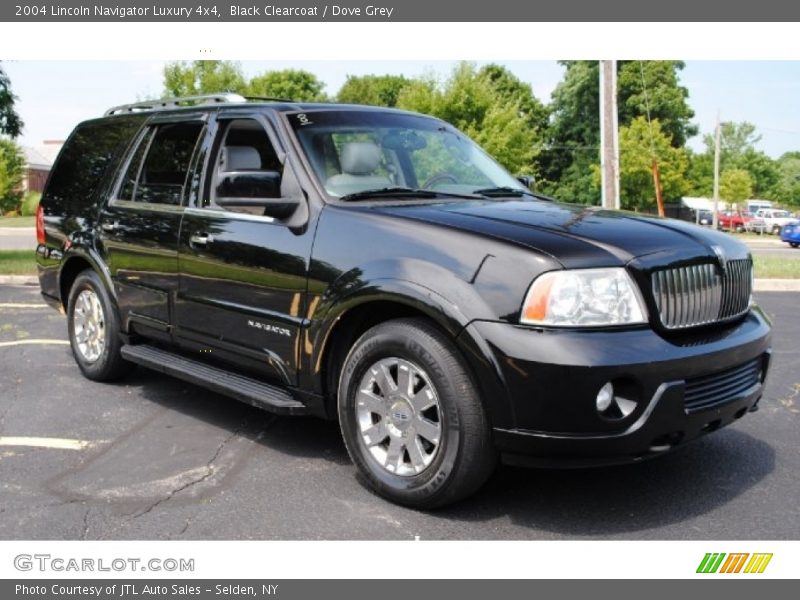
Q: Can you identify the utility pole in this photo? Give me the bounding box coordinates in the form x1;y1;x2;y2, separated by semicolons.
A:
712;112;721;230
599;60;619;209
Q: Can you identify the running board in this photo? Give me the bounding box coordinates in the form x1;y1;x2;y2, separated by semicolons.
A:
120;344;306;415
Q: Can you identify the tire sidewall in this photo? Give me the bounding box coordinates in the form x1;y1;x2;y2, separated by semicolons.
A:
67;270;119;379
338;326;466;506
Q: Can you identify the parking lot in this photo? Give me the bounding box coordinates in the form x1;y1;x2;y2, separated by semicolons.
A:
0;282;798;540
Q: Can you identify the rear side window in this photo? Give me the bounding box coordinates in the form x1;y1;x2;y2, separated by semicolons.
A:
119;122;204;205
43;117;144;208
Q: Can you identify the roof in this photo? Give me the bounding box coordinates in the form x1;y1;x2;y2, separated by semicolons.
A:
22;145;56;170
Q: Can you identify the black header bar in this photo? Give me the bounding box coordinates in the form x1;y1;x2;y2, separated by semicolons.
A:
3;0;800;22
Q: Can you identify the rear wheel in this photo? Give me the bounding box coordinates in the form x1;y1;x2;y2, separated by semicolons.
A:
772;225;782;235
338;318;496;508
791;242;799;248
67;269;132;381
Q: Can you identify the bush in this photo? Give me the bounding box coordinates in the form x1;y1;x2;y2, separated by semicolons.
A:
20;191;40;216
0;139;25;215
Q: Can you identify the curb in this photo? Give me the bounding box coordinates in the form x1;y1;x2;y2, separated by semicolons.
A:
0;275;38;285
753;279;800;292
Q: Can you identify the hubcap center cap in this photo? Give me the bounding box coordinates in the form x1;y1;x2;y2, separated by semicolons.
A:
387;397;413;434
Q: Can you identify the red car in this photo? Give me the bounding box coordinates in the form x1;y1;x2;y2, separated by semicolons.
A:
718;211;755;233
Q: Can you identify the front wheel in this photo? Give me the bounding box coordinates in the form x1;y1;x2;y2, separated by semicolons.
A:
338;318;496;508
791;242;799;248
67;269;132;382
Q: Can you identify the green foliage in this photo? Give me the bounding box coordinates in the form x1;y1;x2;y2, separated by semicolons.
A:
767;152;800;207
337;75;411;107
20;191;41;216
0;138;25;214
163;62;327;103
692;121;781;201
720;168;754;202
540;61;697;204
615;117;689;209
396;63;540;176
0;64;23;138
163;61;247;96
617;61;697;148
247;69;327;101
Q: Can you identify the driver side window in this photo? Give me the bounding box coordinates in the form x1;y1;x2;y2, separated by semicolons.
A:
206;118;284;214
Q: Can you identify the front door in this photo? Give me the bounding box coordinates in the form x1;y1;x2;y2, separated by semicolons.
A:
175;114;313;386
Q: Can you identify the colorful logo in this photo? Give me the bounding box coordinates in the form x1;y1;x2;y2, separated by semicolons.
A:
696;553;773;574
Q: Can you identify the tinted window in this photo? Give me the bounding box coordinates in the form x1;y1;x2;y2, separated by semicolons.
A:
123;122;204;205
118;128;155;201
43;116;144;209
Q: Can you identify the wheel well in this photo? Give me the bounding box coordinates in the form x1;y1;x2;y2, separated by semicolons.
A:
59;257;93;309
321;301;451;419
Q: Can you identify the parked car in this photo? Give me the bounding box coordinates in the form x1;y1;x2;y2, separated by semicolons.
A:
755;208;794;235
36;95;772;507
696;209;713;226
718;211;755;233
780;220;800;248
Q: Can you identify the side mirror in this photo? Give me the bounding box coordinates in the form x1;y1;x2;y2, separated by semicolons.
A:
216;171;299;218
517;175;535;191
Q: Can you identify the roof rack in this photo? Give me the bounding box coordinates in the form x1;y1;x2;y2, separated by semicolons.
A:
104;93;248;116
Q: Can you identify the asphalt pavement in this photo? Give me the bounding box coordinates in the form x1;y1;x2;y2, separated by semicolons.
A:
0;283;798;540
0;228;35;250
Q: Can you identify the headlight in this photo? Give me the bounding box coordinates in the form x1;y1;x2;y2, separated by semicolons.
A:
520;268;647;327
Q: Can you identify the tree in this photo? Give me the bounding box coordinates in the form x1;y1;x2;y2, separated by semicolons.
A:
617;61;697;147
247;69;327;101
0;64;23;138
720;168;753;203
0;138;25;214
337;75;411;107
396;63;539;176
768;152;800;207
614;117;689;209
688;122;779;200
163;61;247;96
163;62;327;102
539;61;697;203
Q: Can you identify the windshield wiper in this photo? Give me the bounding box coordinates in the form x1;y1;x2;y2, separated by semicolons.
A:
339;187;480;202
472;186;536;198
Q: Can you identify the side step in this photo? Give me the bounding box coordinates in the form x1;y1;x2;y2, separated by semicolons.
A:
121;344;306;416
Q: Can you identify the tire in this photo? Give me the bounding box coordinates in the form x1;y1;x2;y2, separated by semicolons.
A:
66;269;132;382
338;318;496;509
791;242;799;248
736;225;744;233
772;225;782;235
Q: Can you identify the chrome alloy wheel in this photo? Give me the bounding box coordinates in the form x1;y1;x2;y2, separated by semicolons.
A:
72;289;106;363
355;357;443;476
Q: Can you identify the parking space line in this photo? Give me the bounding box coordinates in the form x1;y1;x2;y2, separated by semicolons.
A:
0;303;48;309
0;339;69;347
0;436;103;450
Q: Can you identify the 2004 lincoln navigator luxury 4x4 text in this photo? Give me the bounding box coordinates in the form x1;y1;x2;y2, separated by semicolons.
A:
36;94;772;507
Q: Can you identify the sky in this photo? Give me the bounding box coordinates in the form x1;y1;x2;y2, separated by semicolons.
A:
4;60;800;158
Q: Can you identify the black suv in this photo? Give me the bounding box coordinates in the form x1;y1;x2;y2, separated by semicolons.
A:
36;94;772;507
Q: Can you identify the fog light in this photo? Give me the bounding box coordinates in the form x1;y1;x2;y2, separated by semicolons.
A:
596;382;614;413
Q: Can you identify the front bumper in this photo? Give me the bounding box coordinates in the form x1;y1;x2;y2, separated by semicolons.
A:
464;308;772;467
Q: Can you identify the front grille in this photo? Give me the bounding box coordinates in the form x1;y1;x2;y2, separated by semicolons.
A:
684;357;761;413
651;259;752;329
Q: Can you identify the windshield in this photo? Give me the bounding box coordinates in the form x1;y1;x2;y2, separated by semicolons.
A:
287;109;528;199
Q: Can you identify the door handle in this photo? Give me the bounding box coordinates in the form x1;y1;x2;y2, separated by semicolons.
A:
190;233;214;246
101;221;119;232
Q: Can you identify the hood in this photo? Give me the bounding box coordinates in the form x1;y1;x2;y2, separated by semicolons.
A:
370;199;750;269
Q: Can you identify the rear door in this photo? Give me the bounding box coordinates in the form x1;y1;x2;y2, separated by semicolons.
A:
97;113;207;341
175;111;313;386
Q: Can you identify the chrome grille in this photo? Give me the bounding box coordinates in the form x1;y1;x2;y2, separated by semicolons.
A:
684;357;761;413
651;259;752;329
